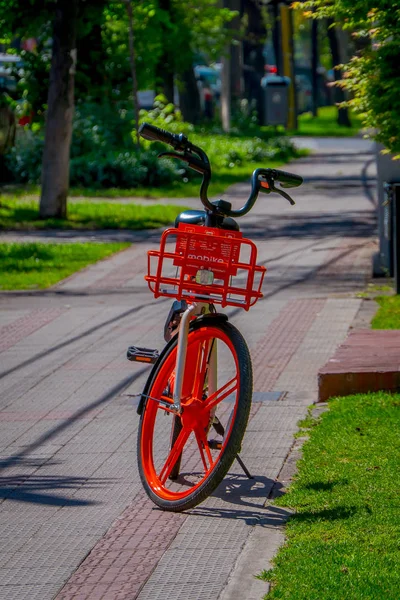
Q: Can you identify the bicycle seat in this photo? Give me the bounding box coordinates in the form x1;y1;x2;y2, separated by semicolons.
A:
175;210;239;231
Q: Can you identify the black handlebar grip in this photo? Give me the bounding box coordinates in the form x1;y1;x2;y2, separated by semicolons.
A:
272;169;303;188
139;123;178;146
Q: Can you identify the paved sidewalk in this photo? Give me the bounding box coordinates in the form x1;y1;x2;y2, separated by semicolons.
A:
0;137;377;600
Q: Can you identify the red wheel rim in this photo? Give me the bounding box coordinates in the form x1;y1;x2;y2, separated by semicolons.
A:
140;326;240;502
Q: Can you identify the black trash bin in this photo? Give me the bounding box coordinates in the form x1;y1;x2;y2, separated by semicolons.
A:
260;75;290;126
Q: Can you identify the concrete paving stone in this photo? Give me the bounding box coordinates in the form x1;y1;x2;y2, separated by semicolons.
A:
2;419;86;450
4;534;102;569
26;450;113;478
0;565;73;586
0;583;60;600
1;443;65;460
170;512;249;543
64;481;141;508
88;452;137;481
275;298;361;392
218;518;287;600
55;421;134;455
0;423;38;450
4;373;97;411
213;456;288;485
137;546;244;600
0;308;66;354
245;405;306;432
241;432;298;458
0;309;30;328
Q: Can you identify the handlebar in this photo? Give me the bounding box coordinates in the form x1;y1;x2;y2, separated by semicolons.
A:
138;123;303;217
139;123;188;150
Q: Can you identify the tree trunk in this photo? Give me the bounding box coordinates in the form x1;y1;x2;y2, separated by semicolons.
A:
0;105;16;155
39;0;78;219
180;67;201;124
155;0;174;103
327;19;351;127
230;0;243;106
243;0;266;125
271;1;282;75
221;54;231;132
311;18;318;116
126;0;140;149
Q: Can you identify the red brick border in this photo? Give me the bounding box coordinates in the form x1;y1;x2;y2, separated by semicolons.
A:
0;308;65;353
252;298;326;391
56;492;187;600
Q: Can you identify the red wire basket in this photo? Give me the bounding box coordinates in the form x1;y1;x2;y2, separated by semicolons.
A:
145;223;266;311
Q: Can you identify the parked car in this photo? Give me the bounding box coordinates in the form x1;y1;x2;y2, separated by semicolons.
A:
194;64;221;102
0;53;21;93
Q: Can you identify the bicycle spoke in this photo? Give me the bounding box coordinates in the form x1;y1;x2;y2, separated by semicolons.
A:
159;427;190;484
204;376;238;412
194;428;214;474
192;340;211;400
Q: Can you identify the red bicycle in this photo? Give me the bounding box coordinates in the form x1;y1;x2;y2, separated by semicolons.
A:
128;123;303;512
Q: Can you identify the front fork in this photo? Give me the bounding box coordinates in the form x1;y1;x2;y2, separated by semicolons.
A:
172;302;217;413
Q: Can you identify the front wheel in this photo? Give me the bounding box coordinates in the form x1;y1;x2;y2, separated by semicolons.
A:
137;319;253;512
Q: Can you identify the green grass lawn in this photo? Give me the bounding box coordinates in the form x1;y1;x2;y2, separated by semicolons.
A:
371;295;400;329
1;130;305;201
0;196;187;230
292;106;364;137
259;392;400;599
261;392;400;600
0;242;130;289
0;158;299;202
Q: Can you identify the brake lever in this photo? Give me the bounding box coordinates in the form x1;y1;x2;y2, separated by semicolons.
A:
268;180;296;205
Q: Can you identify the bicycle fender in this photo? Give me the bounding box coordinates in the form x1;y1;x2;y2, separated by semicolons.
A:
194;312;229;325
136;313;229;416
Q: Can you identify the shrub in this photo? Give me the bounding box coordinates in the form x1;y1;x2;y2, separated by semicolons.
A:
191;133;297;169
3;128;44;184
138;94;194;140
69;149;183;189
71;101;134;157
2;94;299;189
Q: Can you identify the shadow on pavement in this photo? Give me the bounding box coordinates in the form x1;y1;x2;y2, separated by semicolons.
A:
0;369;147;470
0;300;163;380
0;474;116;506
188;474;289;527
243;211;376;241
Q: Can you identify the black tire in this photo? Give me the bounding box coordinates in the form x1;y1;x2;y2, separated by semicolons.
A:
137;318;253;512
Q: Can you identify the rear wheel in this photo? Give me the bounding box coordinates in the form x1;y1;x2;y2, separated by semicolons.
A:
137;319;252;512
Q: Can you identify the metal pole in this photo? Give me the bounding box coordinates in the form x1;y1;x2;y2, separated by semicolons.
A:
173;303;197;412
393;185;400;294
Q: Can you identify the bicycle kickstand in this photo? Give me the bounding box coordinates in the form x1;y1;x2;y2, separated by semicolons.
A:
235;454;253;479
212;418;253;479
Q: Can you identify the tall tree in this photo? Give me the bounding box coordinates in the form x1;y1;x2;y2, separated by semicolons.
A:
243;0;267;124
40;0;78;218
311;16;318;116
296;0;400;153
326;19;350;127
155;0;175;102
126;0;140;148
